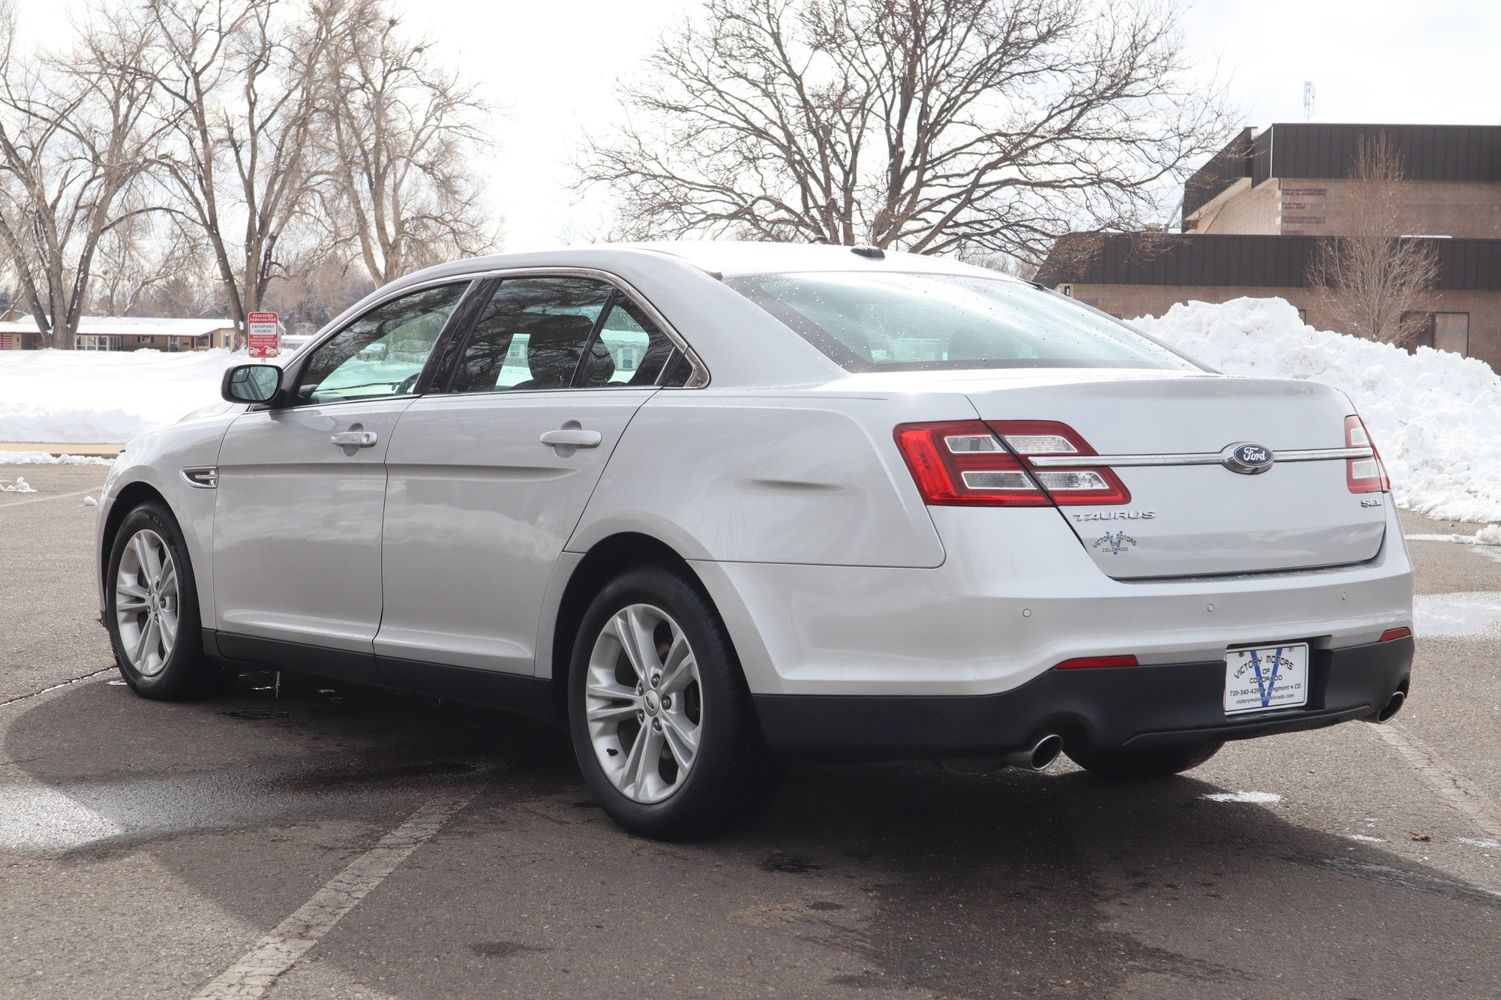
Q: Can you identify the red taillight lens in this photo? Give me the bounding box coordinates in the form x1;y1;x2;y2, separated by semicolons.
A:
893;422;1049;506
1345;415;1390;494
894;420;1130;507
1379;627;1412;642
988;420;1131;506
1053;655;1139;670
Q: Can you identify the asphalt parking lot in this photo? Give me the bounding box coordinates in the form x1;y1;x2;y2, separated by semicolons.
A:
3;463;1500;999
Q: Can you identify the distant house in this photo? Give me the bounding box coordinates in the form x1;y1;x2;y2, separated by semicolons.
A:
1036;122;1501;370
0;317;237;352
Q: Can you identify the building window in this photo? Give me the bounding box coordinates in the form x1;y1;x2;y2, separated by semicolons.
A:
1433;313;1469;356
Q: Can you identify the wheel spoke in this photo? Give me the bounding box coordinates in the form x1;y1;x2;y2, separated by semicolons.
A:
658;632;695;695
619;722;653;796
158;609;178;655
132;533;161;587
135;617;157;666
115;594;148;614
611;607;657;683
117;579;149;601
660;711;699;770
157;561;177;599
586;700;638;724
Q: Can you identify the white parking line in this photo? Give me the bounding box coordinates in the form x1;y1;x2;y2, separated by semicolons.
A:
0;487;97;509
192;793;475;1000
1369;721;1501;843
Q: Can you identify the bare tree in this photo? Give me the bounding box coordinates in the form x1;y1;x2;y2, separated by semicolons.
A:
1307;133;1438;345
144;0;333;347
0;3;170;348
578;0;1232;261
315;0;495;285
90;213;204;317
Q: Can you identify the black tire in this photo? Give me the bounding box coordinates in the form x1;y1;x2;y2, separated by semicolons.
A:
1066;740;1224;779
104;502;222;700
567;565;773;839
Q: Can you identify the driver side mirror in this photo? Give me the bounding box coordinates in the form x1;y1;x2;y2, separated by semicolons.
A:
222;364;285;405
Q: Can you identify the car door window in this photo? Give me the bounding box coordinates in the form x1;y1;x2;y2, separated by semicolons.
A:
576;297;676;388
295;283;469;405
449;277;613;394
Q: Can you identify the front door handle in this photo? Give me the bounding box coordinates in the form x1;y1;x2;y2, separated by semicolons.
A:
539;427;602;449
330;430;379;448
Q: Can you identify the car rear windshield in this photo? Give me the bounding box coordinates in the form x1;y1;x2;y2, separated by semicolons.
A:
724;271;1200;372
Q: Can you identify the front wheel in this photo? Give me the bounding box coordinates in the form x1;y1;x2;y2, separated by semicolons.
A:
1066;740;1224;779
567;566;772;839
104;502;221;700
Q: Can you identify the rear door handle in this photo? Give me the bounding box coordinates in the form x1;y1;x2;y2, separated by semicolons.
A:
330;430;379;448
539;428;602;449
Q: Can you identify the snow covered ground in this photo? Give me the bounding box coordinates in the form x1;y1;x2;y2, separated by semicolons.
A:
0;348;245;444
1136;297;1501;525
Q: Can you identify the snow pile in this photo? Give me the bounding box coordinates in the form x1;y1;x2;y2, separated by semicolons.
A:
0;349;246;443
0;450;113;465
0;475;35;493
1135;297;1501;523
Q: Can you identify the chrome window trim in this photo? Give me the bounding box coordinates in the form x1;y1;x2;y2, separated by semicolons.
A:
181;467;218;489
1026;446;1375;469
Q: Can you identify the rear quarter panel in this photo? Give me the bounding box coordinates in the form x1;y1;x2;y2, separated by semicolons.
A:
569;389;976;567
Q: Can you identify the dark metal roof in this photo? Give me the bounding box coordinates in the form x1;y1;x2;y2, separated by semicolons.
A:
1182;128;1255;224
1183;123;1501;221
1036;233;1501;291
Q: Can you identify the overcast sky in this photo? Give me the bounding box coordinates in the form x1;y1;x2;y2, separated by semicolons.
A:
17;0;1501;251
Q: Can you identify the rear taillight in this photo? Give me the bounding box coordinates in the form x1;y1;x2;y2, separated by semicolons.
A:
894;420;1129;507
1345;415;1390;494
989;420;1131;505
893;421;1049;506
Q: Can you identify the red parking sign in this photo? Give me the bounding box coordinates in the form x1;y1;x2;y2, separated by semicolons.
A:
247;311;280;358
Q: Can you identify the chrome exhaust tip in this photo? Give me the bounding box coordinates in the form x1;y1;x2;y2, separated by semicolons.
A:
1006;733;1064;771
1375;690;1406;723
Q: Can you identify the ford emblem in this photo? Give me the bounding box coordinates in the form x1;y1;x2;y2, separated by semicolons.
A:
1222;442;1275;475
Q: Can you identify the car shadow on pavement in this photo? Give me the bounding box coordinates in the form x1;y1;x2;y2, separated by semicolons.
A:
6;671;1500;1000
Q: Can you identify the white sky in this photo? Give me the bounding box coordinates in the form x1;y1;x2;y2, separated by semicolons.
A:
17;0;1501;251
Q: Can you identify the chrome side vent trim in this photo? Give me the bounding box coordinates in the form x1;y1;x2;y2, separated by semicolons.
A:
182;467;218;489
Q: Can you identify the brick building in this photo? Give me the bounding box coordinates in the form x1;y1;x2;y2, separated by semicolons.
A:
0;316;236;352
1036;123;1501;370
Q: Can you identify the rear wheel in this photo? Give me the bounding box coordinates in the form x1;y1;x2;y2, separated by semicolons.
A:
1066;740;1223;779
567;566;771;839
105;502;221;700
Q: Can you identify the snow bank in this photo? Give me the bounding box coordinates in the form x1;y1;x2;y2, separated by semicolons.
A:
0;349;245;443
1135;297;1501;523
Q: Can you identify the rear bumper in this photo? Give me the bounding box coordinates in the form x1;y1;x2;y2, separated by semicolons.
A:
753;636;1413;762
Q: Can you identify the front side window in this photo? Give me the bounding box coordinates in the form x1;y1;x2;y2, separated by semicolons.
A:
449;277;614;394
295;283;469;404
725;271;1201;372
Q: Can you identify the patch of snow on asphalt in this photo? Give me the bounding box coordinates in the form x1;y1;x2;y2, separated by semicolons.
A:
1347;834;1385;843
1412;592;1501;638
1202;791;1283;804
1458;837;1501;849
0;450;113;465
0;476;36;492
1135;297;1501;523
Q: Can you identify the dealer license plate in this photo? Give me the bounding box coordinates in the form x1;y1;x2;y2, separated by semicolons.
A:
1224;643;1310;715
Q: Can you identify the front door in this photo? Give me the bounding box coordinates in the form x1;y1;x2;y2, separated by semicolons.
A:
376;276;680;678
212;282;472;659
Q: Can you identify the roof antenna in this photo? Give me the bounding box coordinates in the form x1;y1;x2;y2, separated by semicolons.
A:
850;245;885;260
1303;81;1315;121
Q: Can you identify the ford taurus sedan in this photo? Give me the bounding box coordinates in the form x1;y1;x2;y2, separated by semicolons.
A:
95;242;1415;838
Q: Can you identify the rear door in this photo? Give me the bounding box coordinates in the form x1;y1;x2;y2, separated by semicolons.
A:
964;373;1388;578
375;276;680;680
212;281;472;660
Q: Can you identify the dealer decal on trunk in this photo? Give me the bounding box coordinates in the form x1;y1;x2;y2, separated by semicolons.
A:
1092;531;1137;555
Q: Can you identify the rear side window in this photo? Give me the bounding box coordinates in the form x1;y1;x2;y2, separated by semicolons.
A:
577;298;676;388
724;271;1200;372
450;277;612;393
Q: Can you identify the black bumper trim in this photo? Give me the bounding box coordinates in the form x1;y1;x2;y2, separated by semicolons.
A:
753;637;1413;762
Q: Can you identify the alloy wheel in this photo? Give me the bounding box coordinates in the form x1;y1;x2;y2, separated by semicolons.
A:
115;528;179;677
583;603;703;804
